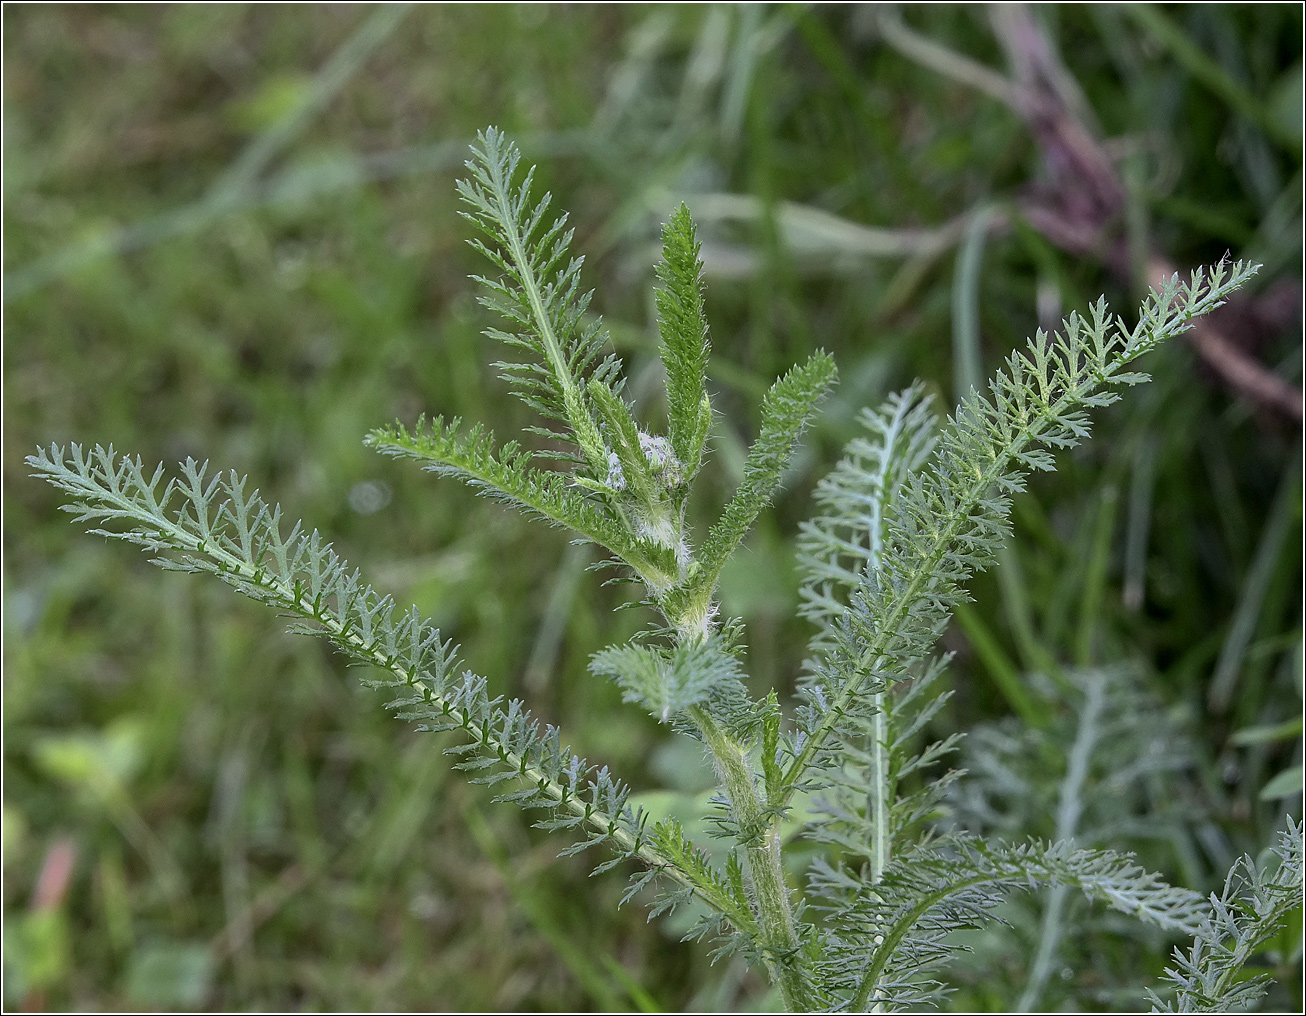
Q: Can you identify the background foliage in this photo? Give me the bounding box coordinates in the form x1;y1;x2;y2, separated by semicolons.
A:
4;4;1301;1011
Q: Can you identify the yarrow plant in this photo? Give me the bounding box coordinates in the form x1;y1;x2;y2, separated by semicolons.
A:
31;128;1301;1012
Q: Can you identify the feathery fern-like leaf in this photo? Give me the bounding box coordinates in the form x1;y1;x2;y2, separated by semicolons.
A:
24;444;752;926
797;382;938;641
364;415;681;590
668;350;837;634
1148;818;1304;1014
656;203;713;480
783;262;1257;806
810;833;1209;1011
590;634;751;729
456;126;619;474
795;383;942;885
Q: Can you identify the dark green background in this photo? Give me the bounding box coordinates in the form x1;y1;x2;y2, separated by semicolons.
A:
4;5;1300;1011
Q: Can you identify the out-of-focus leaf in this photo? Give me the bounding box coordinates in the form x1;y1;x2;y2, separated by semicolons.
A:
1231;718;1304;746
31;718;146;803
124;940;214;1009
1260;765;1304;801
2;909;71;1002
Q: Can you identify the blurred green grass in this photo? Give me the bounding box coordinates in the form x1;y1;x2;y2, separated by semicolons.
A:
3;5;1300;1011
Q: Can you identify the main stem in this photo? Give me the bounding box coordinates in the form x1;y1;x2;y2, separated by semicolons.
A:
688;705;813;1012
868;693;890;884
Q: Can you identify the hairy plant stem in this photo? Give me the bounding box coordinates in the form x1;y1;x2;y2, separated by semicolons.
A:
863;459;893;1008
855;698;891;1013
687;704;812;1012
868;696;891;883
663;581;807;1006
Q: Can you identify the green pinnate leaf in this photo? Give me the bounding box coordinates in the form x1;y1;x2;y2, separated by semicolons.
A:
365;415;681;590
1148;819;1303;1013
590;635;749;727
669;350;837;633
785;262;1259;801
456;127;616;476
656;203;713;478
